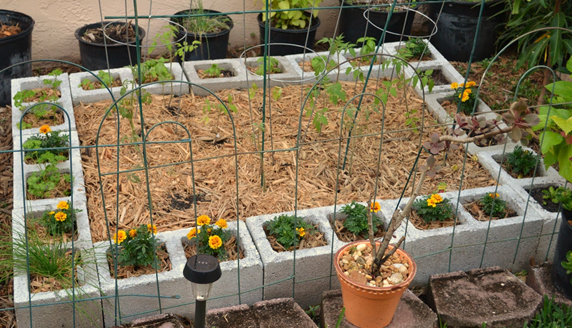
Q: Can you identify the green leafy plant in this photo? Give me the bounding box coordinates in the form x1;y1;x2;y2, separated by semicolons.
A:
260;0;323;30
174;1;230;35
255;56;281;75
266;214;315;249
396;38;429;61
27;163;72;199
79;70;114;90
523;295;572;327
130;58;173;84
480;192;509;218
202;93;238;124
111;224;160;269
204;63;222;78
412;193;454;224
13;69;63;125
44;68;63;89
505;145;541;178
40;201;81;237
340;201;382;238
450;81;478;115
316;34;354;80
542;186;572;211
186;215;231;259
22;126;69;164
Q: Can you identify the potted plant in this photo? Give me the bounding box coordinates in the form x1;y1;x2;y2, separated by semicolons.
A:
74;21;146;70
427;0;508;61
0;9;34;107
171;1;233;61
338;0;418;45
257;0;323;56
333;99;538;327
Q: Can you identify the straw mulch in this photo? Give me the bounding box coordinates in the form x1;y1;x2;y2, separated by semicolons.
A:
332;219;385;243
464;201;517;222
74;79;497;242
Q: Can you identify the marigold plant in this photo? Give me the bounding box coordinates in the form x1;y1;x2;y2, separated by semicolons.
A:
187;216;231;259
412;193;454;223
480;192;510;218
451;81;478;115
340;201;382;238
22;127;69;164
40;201;81;236
111;224;160;269
266;214;315;250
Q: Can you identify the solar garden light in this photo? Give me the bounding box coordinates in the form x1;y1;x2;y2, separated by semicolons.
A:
183;254;221;328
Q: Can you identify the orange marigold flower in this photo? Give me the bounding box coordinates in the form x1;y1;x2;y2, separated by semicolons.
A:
147;224;157;234
427;199;437;208
39;125;51;134
57;201;69;210
113;230;127;244
55;212;67;222
370;202;381;213
431;194;443;203
450;82;459;89
489;193;500;198
215;219;228;229
209;235;223;249
129;229;137;238
187;228;198;240
296;227;306;237
197;215;211;226
466;81;477;88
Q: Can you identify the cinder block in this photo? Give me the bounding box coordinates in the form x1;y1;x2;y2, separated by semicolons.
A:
386;39;447;65
69;68;134;105
136;62;190;96
406;60;465;95
339;47;406;83
12;131;86;211
13;244;103;328
245;208;338;309
285;51;353;85
182;58;261;96
244;56;300;87
95;231;187;327
11;73;76;137
169;220;263;316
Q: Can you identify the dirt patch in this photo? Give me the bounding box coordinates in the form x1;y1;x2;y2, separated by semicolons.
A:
0;22;21;39
429;69;448;85
183;234;244;261
265;223;328;252
169;192;207;211
409;209;458;230
197;69;234;79
21;88;61;103
464;200;517;221
21;108;65;129
108;243;171;279
527;186;561;213
81;22;137;44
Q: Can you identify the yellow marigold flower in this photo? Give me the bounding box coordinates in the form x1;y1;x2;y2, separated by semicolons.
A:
129;229;137;238
48;211;55;215
147;224;157;234
197;215;211;226
215;219;228;229
57;201;69;210
55;212;67;222
450;82;459;89
209;235;223;249
296;227;306;237
113;230;127;244
489;193;500;199
461;91;470;102
370;202;381;213
39;125;51;134
431;194;443;203
466;81;476;88
207;228;212;234
427;199;437;208
187;228;198;240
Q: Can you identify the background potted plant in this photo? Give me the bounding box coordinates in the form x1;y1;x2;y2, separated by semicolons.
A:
257;0;323;56
171;0;234;61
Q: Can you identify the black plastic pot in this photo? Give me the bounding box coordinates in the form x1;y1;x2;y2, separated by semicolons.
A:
0;10;34;107
338;0;417;45
552;208;572;300
171;10;233;61
427;0;507;62
257;12;321;56
75;22;146;71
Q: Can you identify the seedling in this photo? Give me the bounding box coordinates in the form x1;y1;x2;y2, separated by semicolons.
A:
505;146;540;178
13;69;63;127
396;38;429;61
266;214;315;250
480;192;509;218
79;70;115;90
27;164;72;199
203;63;222;78
255;57;281;75
542;186;572;210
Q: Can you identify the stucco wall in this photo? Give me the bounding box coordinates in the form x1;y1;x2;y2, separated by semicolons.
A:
3;0;339;63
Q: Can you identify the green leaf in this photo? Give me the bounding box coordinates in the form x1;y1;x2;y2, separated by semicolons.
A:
546;81;572;99
567;57;572;73
552;116;572;135
539;131;564;154
278;1;289;9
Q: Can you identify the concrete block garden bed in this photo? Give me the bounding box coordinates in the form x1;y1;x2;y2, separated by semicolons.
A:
69;68;134;105
182;58;261;96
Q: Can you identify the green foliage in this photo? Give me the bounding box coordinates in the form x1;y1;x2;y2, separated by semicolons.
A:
204;63;222;77
260;0;323;30
40;201;81;237
266;214;315;249
505;146;541;177
542;186;572;211
13;69;63;125
480;192;509;218
44;69;63;89
534;58;572;184
412;194;454;224
340;201;382;238
130;58;173;84
174;1;230;35
202;94;238;124
272;86;282;101
563;251;572;285
112;224;160;269
187;217;232;259
22;130;70;164
396;38;429;61
27;163;72;199
523;295;572;327
79;70;114;90
255;56;281;75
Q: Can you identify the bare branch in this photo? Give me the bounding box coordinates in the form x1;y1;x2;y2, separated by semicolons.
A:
379;236;406;264
367;201;377;257
439;126;513;144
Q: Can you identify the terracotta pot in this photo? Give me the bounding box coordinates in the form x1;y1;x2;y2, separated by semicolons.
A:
334;241;417;328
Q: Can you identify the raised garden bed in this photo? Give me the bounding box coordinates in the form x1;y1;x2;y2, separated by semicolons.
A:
69;68;134;105
183;58;258;96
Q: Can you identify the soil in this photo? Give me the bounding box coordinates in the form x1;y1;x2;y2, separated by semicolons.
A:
247;66;282;75
0;22;21;39
409;53;433;62
183;235;244;261
80;77;123;91
299;60;315;73
26;173;71;200
330;217;385;243
22;109;65;130
464;200;517;221
527;186;561;213
408;209;459;230
135;74;174;85
27;217;78;243
74;81;497;242
29;250;82;293
429;69;448;86
197;69;234;79
108;243;171;279
23;88;61;103
82;22;137;44
265;223;327;252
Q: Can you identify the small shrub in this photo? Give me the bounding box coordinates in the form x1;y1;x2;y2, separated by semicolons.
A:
266;214;315;249
396;38;429;61
412;193;454;223
203;64;222;78
505;146;540;177
112;224;160;269
340;201;382;237
480;193;509;218
40;201;81;237
523;295;572;327
187;215;231;259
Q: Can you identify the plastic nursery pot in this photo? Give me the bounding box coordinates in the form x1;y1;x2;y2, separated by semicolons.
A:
334;241;417;328
427;0;508;62
74;21;146;71
0;10;35;107
257;12;321;56
338;0;417;44
171;9;233;61
552;208;572;300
